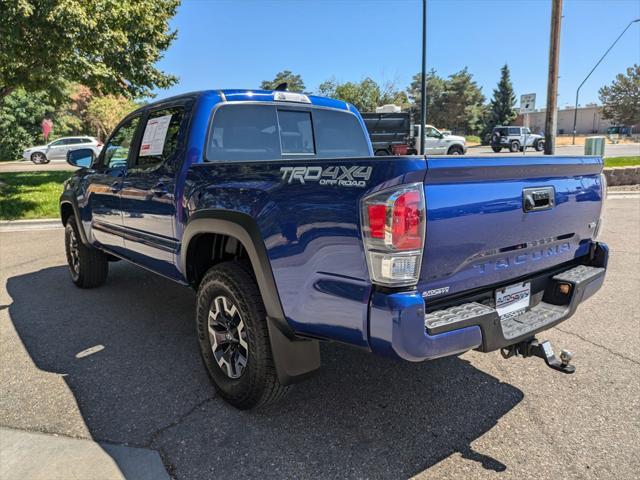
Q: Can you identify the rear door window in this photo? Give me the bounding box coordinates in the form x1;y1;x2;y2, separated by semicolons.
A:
134;106;185;171
508;127;521;136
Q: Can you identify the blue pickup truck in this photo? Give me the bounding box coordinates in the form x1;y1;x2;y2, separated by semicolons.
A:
61;89;608;409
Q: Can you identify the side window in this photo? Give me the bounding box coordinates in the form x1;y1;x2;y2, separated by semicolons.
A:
103;116;141;169
134;106;185;171
207;105;279;161
49;139;65;147
67;138;82;145
277;110;314;155
508;127;520;136
426;127;439;138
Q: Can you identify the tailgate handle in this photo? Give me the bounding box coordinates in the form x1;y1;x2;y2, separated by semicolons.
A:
523;187;555;212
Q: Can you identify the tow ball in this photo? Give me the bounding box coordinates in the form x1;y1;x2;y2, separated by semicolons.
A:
501;338;575;374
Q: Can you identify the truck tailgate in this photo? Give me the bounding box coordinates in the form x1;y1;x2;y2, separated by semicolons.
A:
419;156;604;299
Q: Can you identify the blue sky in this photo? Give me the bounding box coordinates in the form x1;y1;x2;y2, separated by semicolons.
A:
155;0;640;108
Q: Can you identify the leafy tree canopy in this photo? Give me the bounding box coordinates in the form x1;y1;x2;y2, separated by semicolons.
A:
317;77;382;112
599;64;640;127
86;95;139;141
0;0;179;102
260;71;305;92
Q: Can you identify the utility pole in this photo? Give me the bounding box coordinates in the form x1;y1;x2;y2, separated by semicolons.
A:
419;0;427;155
544;0;563;155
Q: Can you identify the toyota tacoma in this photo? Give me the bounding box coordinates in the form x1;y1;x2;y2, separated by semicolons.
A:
60;89;608;409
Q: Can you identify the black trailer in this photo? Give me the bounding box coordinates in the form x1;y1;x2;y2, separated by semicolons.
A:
361;112;413;156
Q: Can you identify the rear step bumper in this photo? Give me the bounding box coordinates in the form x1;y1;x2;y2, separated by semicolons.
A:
368;242;608;362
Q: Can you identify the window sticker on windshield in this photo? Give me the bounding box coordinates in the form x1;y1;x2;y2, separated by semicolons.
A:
140;114;172;156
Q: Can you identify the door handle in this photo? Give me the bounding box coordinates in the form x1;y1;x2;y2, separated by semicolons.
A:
150;183;168;196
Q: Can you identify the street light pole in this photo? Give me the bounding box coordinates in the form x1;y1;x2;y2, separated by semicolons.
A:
419;0;427;155
571;18;640;144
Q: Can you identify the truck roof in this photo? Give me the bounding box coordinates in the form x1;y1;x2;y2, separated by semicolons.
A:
145;89;351;111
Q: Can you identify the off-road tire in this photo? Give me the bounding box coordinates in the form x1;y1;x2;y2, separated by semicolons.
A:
491;146;502;153
535;139;545;152
64;215;108;288
196;261;288;409
509;140;520;153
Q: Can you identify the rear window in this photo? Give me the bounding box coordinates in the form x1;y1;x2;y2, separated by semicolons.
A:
206;104;369;161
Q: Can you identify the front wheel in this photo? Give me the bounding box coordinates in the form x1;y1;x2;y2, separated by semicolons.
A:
535;139;545;152
30;152;48;164
196;262;288;409
447;145;464;155
64;215;108;288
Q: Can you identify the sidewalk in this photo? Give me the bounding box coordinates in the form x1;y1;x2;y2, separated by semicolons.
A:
0;428;170;480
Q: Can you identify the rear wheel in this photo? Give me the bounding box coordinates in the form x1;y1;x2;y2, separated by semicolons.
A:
196;262;288;409
64;215;108;288
374;149;389;156
30;152;48;164
509;140;520;153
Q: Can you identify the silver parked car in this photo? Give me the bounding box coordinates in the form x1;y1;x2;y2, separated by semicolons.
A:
23;136;103;164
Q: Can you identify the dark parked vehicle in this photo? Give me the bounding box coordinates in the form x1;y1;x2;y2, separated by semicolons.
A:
61;89;608;409
362;112;413;156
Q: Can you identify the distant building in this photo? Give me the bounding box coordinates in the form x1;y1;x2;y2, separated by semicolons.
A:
515;104;638;135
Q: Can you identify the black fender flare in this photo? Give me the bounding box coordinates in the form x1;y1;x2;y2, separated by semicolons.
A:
59;191;90;245
180;209;321;385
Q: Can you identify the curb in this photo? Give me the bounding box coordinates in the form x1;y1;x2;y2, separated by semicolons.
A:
0;218;61;232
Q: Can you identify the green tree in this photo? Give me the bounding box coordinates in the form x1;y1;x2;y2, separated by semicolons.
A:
86;95;139;140
0;89;61;159
407;69;447;127
482;64;517;139
260;71;305;92
440;68;485;134
0;0;179;101
599;65;640;127
316;77;382;112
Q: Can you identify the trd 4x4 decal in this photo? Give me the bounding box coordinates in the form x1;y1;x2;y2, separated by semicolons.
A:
280;166;373;187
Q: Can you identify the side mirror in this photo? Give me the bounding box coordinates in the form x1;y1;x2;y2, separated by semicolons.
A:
67;148;95;168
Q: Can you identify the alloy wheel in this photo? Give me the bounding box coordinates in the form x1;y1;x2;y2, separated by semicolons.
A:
208;296;249;379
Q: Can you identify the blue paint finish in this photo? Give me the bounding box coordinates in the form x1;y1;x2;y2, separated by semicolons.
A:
368;290;483;361
419;156;604;298
62;89;607;361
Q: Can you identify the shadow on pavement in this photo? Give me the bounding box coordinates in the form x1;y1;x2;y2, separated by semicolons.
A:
7;262;523;479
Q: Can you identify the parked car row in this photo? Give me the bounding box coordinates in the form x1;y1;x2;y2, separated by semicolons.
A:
23;136;103;164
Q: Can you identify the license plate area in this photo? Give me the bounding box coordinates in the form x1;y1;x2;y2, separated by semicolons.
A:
495;282;531;319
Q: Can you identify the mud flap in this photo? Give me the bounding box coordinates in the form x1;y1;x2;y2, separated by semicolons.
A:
266;317;321;385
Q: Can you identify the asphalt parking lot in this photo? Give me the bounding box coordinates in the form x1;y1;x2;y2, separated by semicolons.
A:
1;196;639;479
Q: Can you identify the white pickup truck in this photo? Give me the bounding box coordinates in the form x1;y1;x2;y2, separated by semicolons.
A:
413;125;466;155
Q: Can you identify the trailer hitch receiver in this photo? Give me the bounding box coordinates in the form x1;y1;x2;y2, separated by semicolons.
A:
501;338;575;374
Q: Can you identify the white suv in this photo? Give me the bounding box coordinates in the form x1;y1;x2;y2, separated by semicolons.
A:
23;136;103;164
490;126;544;153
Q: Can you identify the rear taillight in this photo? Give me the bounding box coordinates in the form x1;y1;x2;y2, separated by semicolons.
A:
361;183;426;287
97;141;103;147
